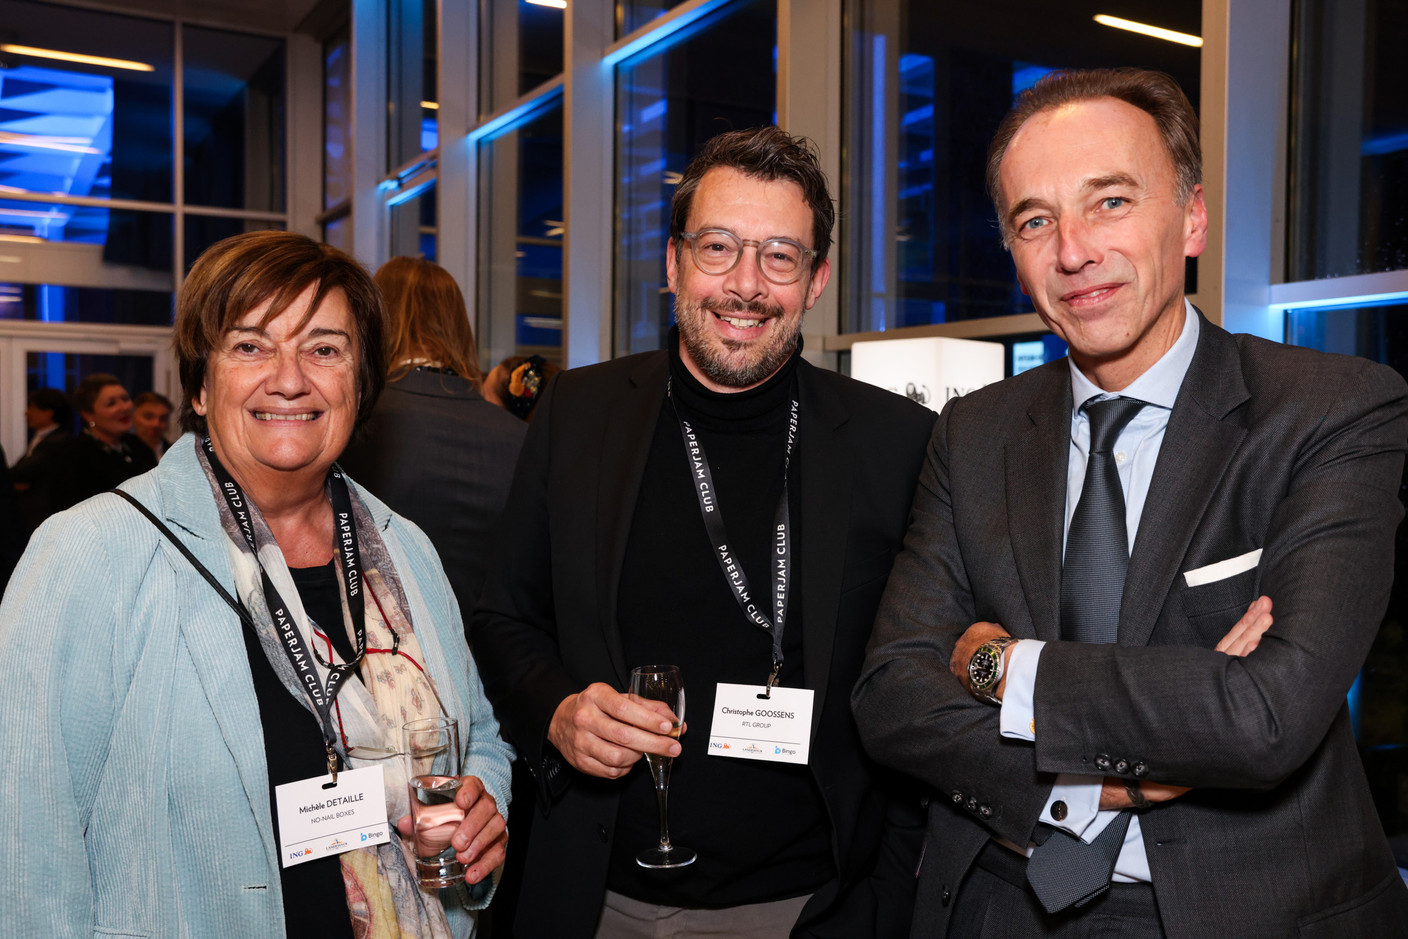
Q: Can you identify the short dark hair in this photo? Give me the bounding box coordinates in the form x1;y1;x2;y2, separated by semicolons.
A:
986;68;1202;247
28;387;73;428
73;373;124;418
174;231;386;435
669;126;835;264
132;391;174;412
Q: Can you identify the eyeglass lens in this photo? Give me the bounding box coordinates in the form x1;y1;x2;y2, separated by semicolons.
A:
690;230;806;283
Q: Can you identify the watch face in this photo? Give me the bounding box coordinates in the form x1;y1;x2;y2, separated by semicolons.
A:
969;647;1000;689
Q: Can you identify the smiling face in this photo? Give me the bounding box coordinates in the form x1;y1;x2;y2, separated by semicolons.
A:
1000;96;1207;391
82;384;133;446
667;167;831;392
192;283;358;496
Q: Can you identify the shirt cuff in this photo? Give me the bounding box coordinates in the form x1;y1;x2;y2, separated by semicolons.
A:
999;639;1044;740
1040;774;1111;841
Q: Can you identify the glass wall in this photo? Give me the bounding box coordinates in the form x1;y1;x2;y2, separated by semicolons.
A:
387;0;438;170
843;0;1201;333
477;103;564;370
390;181;438;261
1286;300;1408;858
0;0;288;326
0;0;176;206
182;26;286;212
1288;0;1408;280
0;284;174;327
612;0;777;356
479;0;564;115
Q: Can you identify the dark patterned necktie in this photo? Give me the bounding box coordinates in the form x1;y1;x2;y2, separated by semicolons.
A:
1027;396;1146;913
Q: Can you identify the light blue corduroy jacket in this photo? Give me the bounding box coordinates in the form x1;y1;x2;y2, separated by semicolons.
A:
0;434;514;938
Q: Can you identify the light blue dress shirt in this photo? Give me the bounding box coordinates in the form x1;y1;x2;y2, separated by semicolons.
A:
999;301;1199;882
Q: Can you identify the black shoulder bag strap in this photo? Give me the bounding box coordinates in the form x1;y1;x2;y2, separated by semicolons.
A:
109;488;259;634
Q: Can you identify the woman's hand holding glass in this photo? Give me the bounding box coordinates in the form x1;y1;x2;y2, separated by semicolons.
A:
396;774;507;886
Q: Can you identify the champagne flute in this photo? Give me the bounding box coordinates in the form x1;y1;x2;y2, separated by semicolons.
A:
630;664;696;869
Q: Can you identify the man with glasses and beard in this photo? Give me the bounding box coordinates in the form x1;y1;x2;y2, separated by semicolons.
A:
471;126;936;938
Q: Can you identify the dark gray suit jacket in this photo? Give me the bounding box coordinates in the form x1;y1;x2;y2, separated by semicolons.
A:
471;349;936;937
853;316;1408;937
338;369;526;626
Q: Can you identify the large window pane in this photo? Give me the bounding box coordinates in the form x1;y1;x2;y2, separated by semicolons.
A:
1287;301;1408;862
184;216;283;268
480;0;564;115
389;181;437;261
0;201;173;271
25;349;156;405
613;0;777;357
324;26;352;211
844;0;1200;332
183;26;285;211
477;103;564;371
0;284;173;326
387;0;437;170
618;2;671;37
0;0;174;204
1288;0;1408;280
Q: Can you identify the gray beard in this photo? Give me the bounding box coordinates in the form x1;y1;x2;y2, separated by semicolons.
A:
676;296;801;389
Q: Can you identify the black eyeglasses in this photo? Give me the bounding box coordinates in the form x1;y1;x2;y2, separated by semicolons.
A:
679;229;818;285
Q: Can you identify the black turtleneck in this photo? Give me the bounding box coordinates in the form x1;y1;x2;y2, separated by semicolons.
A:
607;328;832;907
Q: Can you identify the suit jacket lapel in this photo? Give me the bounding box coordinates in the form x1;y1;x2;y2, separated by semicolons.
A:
796;363;850;732
596;353;669;688
1006;365;1072;641
1121;320;1250;645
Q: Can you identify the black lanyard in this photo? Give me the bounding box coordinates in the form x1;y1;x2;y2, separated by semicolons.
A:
204;437;366;778
668;382;797;694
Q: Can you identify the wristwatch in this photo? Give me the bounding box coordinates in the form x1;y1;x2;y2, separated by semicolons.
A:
967;636;1019;705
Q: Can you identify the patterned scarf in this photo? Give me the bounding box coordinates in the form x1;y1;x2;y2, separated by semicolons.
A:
198;445;459;939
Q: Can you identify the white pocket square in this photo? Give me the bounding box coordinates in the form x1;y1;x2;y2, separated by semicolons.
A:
1184;549;1262;588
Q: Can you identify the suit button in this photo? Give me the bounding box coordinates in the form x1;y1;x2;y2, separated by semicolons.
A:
941;888;952;907
597;824;609;843
1050;800;1068;821
920;795;930;808
1094;753;1112;772
965;796;979;813
1132;762;1148;777
1114;758;1130;774
979;804;993;819
951;790;964;805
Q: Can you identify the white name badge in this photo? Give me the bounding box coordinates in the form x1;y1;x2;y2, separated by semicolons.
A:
707;682;814;765
274;765;389;867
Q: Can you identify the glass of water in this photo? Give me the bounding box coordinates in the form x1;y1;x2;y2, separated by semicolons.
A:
404;716;465;888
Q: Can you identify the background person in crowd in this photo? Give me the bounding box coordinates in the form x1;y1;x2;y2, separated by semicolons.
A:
853;68;1408;937
481;354;560;422
0;445;21;593
339;256;526;629
49;373;157;512
131;390;174;460
471;126;936;938
0;231;512;938
10;386;73;535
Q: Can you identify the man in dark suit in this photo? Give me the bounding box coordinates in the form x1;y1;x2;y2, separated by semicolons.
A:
472;126;936;937
11;387;73;536
853;68;1408;937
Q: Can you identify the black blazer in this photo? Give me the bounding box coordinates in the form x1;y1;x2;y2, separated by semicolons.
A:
10;427;71;535
854;316;1408;937
338;369;526;625
472;350;937;937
